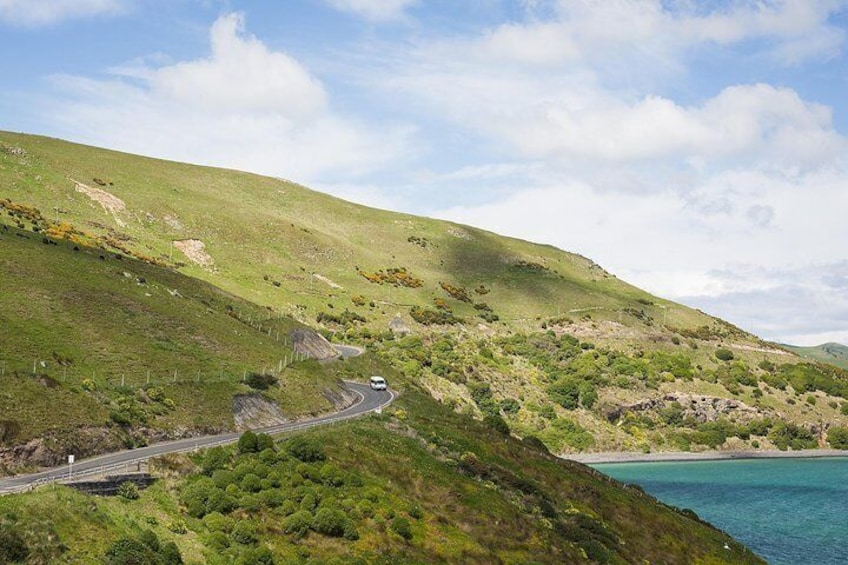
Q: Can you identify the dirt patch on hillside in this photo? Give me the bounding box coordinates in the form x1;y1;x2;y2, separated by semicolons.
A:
313;273;343;289
72;179;127;226
174;239;214;268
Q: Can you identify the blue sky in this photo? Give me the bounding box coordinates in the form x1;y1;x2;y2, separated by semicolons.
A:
1;0;847;346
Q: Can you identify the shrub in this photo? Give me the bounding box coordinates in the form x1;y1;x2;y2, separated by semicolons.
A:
320;463;345;487
238;431;258;454
283;510;313;537
231;520;258;545
285;436;325;462
715;348;735;362
117;481;140;500
827;426;848;449
202;446;230;475
180;477;235;518
245;373;277;390
313;507;349;537
203;512;234;533
390;517;413;540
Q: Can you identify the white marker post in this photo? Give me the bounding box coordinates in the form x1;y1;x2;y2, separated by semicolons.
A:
68;454;75;480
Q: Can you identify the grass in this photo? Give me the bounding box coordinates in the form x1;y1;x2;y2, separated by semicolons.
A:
0;131;724;340
0;223;353;469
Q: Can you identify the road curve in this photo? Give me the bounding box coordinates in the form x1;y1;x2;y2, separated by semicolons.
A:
0;381;395;495
333;344;364;359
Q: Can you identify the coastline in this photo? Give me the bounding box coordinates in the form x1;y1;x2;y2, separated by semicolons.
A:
566;448;848;465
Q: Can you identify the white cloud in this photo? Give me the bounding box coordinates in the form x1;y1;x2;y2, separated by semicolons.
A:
0;0;127;26
474;0;847;67
323;0;417;22
44;12;409;182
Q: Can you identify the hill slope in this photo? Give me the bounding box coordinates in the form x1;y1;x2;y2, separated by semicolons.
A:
0;223;355;473
0;391;764;565
783;343;848;370
3;131;848;460
0;131;723;336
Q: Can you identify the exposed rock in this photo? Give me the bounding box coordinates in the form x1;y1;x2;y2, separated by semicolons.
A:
609;393;761;424
323;386;359;412
0;426;124;475
233;394;288;431
289;328;339;361
389;314;411;336
174;239;214;268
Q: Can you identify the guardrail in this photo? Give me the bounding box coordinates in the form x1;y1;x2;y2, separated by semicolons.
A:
0;385;396;495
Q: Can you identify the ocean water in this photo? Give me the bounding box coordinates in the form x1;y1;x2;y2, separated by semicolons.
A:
593;458;848;565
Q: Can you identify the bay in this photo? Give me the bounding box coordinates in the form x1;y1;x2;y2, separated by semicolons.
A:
593;458;848;565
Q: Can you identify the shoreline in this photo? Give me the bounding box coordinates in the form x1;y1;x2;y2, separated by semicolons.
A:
566;448;848;465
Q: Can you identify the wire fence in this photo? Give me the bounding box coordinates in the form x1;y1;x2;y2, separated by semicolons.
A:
0;352;319;391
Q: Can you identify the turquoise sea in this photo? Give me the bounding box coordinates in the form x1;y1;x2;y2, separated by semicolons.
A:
593;458;848;565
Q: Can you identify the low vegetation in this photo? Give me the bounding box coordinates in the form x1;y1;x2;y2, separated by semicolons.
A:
0;392;763;564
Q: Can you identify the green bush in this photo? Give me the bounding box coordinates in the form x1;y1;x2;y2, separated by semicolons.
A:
245;373;277;390
827;426;848;449
202;512;233;533
285;436;326;462
715;348;734;362
238;430;258;454
312;507;349;537
202;446;231;475
231;520;258;545
284;510;313;537
320;463;345;487
390;516;413;540
180;477;236;518
117;481;140;500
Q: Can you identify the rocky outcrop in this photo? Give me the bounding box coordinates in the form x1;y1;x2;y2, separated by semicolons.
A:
389;315;412;336
289;328;339;361
233;394;288;431
323;387;359;412
608;393;761;423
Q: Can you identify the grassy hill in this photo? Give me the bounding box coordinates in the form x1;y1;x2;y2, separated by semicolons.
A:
0;222;358;473
0;131;721;337
4;131;848;458
783;343;848;370
0;390;764;565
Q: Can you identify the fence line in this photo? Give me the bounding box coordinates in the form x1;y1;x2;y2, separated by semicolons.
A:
0;352;319;391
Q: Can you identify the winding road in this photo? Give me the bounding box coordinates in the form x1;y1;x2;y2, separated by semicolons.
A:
0;380;395;495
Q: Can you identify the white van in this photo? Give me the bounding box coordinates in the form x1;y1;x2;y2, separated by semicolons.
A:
369;376;387;390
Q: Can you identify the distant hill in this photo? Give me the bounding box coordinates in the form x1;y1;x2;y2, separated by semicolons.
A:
783;343;848;370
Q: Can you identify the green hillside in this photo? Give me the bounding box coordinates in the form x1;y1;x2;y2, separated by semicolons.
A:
783;343;848;370
0;223;356;473
4;131;848;459
0;391;764;565
0;131;717;336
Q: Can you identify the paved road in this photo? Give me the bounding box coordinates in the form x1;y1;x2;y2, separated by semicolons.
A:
0;381;395;494
333;344;364;359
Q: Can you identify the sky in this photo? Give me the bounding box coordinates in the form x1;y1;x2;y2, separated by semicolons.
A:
1;0;847;346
